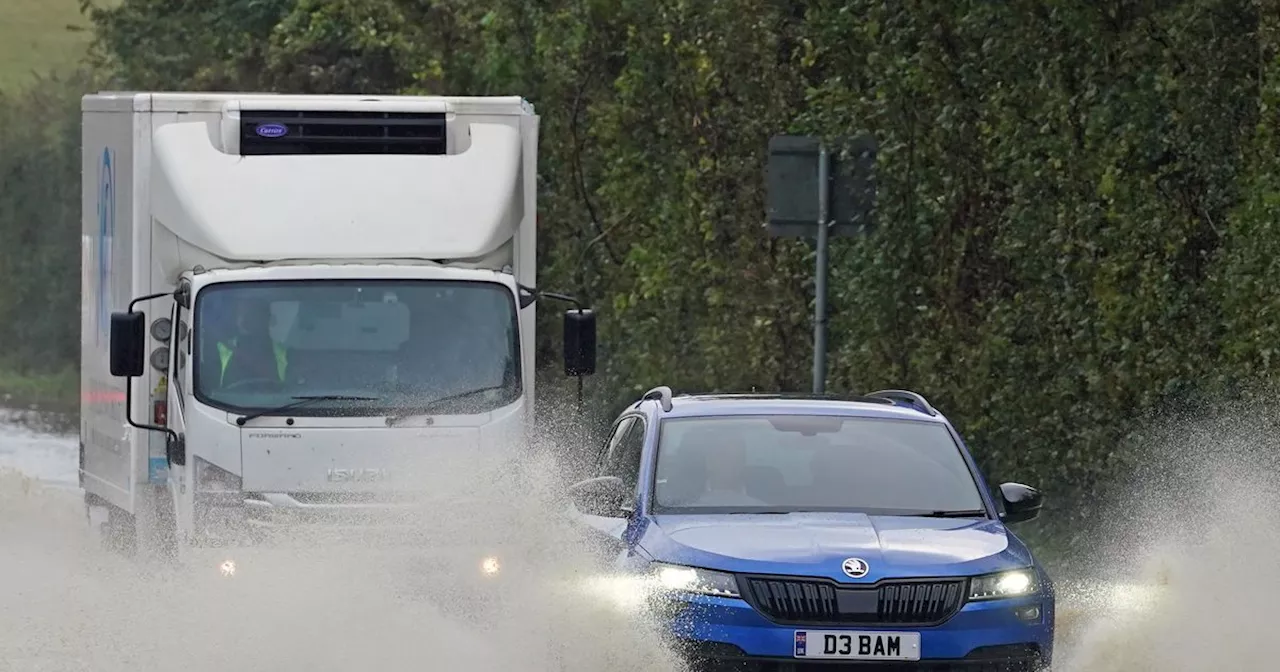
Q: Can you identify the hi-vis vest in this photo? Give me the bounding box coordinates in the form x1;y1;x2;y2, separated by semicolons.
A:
217;339;288;385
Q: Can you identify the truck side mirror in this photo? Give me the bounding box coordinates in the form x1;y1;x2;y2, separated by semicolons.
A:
109;311;147;378
563;308;597;377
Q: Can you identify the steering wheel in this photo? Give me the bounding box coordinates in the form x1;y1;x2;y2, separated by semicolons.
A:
220;377;282;392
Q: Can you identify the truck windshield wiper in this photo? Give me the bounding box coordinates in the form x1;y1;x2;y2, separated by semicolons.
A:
385;385;510;422
235;395;381;426
916;509;988;518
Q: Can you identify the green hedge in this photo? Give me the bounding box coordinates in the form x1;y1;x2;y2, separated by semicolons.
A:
0;70;91;411
6;1;1280;560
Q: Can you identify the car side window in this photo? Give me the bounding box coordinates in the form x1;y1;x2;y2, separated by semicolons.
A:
598;416;636;475
610;418;647;496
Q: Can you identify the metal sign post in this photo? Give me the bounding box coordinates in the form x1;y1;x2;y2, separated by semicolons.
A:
766;134;877;394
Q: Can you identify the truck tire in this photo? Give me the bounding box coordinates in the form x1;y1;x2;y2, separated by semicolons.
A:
101;503;138;557
152;488;180;564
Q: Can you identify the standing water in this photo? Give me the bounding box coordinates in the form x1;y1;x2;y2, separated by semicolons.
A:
2;404;1272;671
0;408;77;488
0;409;685;671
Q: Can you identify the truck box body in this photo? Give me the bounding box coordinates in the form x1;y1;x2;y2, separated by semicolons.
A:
79;93;568;547
81;100;140;512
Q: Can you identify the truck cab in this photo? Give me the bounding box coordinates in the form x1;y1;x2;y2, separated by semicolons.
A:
81;93;595;557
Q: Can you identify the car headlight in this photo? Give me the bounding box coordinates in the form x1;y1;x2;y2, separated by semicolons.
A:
650;562;740;598
968;569;1039;600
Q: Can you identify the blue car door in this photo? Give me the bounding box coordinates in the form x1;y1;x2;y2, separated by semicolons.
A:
571;414;649;566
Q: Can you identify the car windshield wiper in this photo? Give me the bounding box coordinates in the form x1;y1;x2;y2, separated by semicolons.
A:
385;385;510;421
915;509;988;518
235;395;381;426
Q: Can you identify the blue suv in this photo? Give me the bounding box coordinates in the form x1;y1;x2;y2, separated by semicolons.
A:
567;388;1052;671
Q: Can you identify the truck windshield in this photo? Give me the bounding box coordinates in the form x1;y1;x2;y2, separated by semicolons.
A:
192;279;520;416
651;415;987;516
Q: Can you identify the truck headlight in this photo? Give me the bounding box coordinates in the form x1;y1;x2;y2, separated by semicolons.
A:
195;457;242;493
968;568;1039;600
651;562;740;598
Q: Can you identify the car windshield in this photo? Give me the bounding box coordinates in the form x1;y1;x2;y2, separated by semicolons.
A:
192;279;520;416
652;414;987;516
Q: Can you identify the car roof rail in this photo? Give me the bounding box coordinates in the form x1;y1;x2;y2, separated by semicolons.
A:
865;389;938;416
642;385;674;412
689;391;895;406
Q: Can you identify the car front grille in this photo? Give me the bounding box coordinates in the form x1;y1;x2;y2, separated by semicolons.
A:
741;576;967;626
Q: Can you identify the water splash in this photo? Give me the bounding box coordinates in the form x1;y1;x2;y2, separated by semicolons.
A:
0;415;686;672
1053;400;1280;671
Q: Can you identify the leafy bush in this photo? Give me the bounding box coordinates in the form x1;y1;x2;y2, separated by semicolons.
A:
5;0;1280;560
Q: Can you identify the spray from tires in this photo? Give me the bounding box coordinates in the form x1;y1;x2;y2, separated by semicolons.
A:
1052;400;1278;671
0;409;686;671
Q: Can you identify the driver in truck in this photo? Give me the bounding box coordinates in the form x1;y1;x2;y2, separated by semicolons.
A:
215;296;289;388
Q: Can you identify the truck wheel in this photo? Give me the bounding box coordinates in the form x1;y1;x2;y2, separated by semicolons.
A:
101;503;138;557
153;502;180;565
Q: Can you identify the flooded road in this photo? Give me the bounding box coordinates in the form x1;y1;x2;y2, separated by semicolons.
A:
0;410;683;672
0;407;1272;671
0;409;77;488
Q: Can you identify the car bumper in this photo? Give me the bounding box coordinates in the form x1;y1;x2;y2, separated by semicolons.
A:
661;592;1052;671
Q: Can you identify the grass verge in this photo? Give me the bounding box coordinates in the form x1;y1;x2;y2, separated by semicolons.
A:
0;0;102;92
0;367;78;413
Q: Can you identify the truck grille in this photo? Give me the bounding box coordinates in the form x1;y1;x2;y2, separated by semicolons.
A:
741;576;966;626
286;491;422;505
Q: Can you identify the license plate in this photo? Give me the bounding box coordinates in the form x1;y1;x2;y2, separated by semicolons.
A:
793;630;921;660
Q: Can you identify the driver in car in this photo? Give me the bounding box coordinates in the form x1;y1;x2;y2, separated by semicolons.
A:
216;297;289;388
686;434;770;508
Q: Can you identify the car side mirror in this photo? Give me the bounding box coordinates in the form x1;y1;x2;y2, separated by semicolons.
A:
998;482;1043;524
109;311;147;378
563;308;597;377
567;475;626;517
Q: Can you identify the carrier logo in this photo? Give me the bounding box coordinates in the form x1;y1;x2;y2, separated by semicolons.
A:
95;147;116;346
255;123;289;138
841;557;870;579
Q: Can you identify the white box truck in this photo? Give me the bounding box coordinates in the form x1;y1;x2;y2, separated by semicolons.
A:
80;92;597;558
